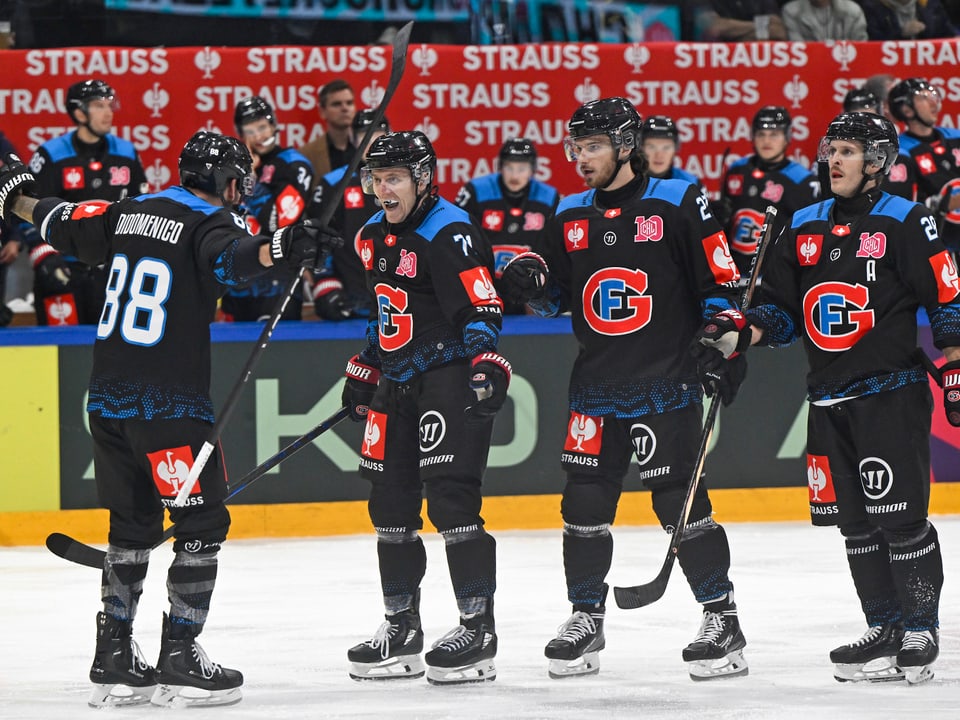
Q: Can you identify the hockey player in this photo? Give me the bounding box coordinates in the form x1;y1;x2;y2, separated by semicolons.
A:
221;96;314;321
887;78;960;249
717;106;820;275
640;115;705;192
499;97;749;681
694;112;956;685
306;108;391;320
28;79;148;325
0;132;339;707
341;131;509;685
843;87;883;116
454;138;560;314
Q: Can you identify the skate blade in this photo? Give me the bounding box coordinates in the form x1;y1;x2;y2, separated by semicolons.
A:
548;651;601;679
833;658;904;683
150;683;243;707
426;660;496;685
349;655;425;681
904;665;935;685
88;682;156;708
688;649;749;681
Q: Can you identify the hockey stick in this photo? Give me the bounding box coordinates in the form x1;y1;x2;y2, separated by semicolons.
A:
172;21;414;506
46;406;351;570
614;205;778;610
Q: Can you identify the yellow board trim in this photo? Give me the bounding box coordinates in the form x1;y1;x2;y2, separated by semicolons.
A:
3;484;960;547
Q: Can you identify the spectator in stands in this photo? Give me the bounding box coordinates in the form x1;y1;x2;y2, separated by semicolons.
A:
781;0;868;39
859;0;958;38
300;79;356;188
691;0;788;40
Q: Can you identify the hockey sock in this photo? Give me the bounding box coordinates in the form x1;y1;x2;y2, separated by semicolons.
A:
102;545;150;621
562;523;612;608
886;521;943;631
376;529;426;615
442;525;496;617
166;550;218;627
676;517;734;605
841;526;901;626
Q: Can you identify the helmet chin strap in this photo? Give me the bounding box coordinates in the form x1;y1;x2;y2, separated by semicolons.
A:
599;147;631;190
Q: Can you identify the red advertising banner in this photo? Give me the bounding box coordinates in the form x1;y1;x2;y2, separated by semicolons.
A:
1;40;959;201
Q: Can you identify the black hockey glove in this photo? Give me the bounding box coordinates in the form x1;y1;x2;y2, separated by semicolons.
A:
342;353;381;422
312;277;352;321
468;352;512;417
498;251;548;305
691;309;752;372
0;153;36;223
30;243;72;295
270;219;344;272
941;360;960;427
701;354;748;407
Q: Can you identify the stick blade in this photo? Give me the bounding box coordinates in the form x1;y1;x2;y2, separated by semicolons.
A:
45;532;106;569
613;580;668;610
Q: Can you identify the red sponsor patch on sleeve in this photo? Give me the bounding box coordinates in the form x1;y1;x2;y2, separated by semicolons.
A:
147;445;199;498
275;185;305;227
564;412;603;455
564;220;589;253
797;234;823;266
701;231;740;285
70;200;111;219
459;265;502;308
930;250;960;303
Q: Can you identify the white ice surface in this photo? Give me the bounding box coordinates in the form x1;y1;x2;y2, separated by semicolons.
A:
1;519;959;719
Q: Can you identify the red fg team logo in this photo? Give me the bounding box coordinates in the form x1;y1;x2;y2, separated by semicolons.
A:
855;232;886;259
702;231;740;284
730;208;765;256
802;282;875;351
582;267;651;335
344;186;365;209
492;244;527;278
374;283;414;351
564;220;589;252
930;250;960;302
362;410;387;460
634;215;663;242
807;454;836;503
147;446;200;498
459;266;502;309
797;234;822;266
565;412;603;454
62;166;85;190
482;209;505;233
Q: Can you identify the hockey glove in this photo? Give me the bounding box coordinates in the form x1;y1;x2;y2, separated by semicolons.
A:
468;352;512;417
30;244;72;295
691;309;752;372
701;354;748;407
312;277;352;321
0;153;36;223
270;219;344;272
498;251;548;305
342;353;381;422
941;360;960;427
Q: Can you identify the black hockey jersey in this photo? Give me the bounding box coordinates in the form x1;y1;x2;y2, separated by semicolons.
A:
29;131;147;203
898;127;960;249
356;196;503;382
750;192;960;401
720;155;820;273
535;175;741;417
38;186;271;421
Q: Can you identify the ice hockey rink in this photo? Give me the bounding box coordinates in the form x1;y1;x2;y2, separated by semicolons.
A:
2;518;959;719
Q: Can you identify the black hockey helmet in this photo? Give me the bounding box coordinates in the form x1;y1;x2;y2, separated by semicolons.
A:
566;97;641;152
352;108;391;133
888;78;941;122
234;96;276;135
640;115;679;147
843;87;882;115
66;79;115;123
179;131;255;199
498;138;537;167
817;112;899;177
361;130;437;194
752;106;791;135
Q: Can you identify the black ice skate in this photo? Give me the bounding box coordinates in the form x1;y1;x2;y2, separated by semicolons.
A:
151;613;243;707
544;586;607;679
347;603;425;681
683;608;748;681
897;629;939;685
88;612;157;708
424;613;497;685
829;623;904;683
